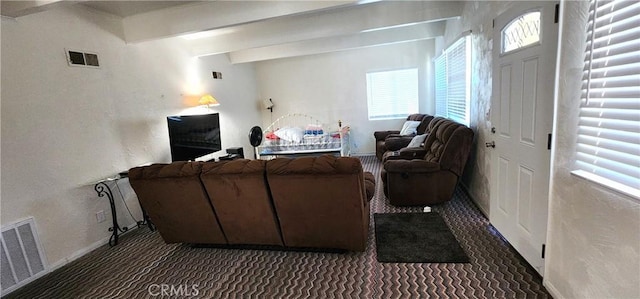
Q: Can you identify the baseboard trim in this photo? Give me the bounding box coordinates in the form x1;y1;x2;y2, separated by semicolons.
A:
458;182;489;218
543;280;563;299
48;223;139;271
350;152;375;157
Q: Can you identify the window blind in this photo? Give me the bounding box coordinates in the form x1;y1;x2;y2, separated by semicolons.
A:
434;35;471;125
435;55;447;117
366;68;419;120
573;0;640;198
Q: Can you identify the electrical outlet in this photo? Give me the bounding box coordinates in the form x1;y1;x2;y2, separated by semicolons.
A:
96;210;106;223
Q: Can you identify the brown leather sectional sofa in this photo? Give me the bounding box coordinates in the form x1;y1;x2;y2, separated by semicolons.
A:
128;155;375;252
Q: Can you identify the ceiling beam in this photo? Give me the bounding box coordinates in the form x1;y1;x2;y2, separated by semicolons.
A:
122;1;362;43
228;21;445;64
186;1;462;57
0;0;76;18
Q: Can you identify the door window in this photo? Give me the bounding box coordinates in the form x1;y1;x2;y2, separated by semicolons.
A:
502;11;541;54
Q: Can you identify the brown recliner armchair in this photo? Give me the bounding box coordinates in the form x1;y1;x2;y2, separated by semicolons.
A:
374;114;434;161
381;117;474;206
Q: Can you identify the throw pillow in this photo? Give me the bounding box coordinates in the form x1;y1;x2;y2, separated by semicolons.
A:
407;134;427;148
399;120;421;135
274;126;304;143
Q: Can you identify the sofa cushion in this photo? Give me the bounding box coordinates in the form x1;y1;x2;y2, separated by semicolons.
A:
129;161;203;179
383;134;414;151
422;118;474;176
383;160;440;173
374;130;401;141
407;114;426;121
266;155;369;251
200;160;283;246
128;162;227;244
201;158;265;175
267;155;363;175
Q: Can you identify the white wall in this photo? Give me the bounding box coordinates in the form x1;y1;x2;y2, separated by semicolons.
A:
545;1;640;298
440;1;512;214
254;40;435;154
1;5;260;268
190;55;261;161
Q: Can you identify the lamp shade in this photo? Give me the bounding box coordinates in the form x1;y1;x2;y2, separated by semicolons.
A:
198;94;220;106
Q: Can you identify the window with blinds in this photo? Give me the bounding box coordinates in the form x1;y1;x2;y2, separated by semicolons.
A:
366;68;419;120
434;55;447;117
434;35;471;125
573;0;640;199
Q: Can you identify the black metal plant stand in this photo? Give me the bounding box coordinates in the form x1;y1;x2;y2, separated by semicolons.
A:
94;181;127;247
94;178;154;247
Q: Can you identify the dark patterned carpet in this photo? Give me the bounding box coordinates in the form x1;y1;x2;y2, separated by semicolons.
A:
4;156;549;298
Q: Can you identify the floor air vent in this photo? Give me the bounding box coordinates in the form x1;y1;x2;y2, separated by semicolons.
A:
1;218;48;295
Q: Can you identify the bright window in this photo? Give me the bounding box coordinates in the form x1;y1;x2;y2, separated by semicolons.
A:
434;35;471;125
366;68;419;120
572;0;640;199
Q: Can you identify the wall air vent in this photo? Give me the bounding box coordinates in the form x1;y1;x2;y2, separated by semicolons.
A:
1;217;48;295
66;49;100;68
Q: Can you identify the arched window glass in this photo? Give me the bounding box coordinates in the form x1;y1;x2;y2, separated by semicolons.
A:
502;11;541;53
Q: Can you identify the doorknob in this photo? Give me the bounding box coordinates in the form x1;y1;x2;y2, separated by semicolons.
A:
491;127;496;134
485;141;495;148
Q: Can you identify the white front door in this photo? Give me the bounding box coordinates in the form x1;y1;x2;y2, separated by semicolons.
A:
489;2;558;275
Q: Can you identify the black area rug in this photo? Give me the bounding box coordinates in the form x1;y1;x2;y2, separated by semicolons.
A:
374;212;470;263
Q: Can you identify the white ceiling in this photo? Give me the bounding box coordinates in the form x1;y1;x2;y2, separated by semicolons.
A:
81;1;199;17
1;1;462;63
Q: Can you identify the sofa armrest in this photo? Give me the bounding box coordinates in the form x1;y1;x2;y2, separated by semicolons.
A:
398;147;427;159
384;135;414;151
363;172;376;202
383;160;440;173
384;133;408;139
382;147;426;163
374;130;401;141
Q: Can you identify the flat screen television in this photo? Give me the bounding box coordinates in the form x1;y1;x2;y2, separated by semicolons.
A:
167;113;221;161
